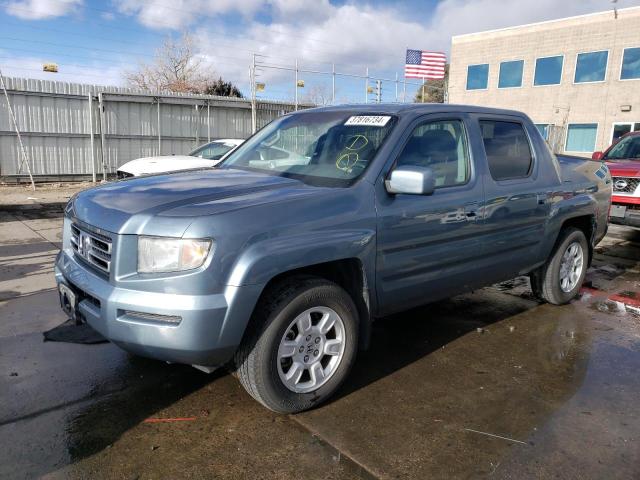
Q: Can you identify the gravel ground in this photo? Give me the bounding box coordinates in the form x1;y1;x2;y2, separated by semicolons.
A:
0;182;95;207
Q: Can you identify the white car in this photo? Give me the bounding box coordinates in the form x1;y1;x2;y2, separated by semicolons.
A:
116;139;244;178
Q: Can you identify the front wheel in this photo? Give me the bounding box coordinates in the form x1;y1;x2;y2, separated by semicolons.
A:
234;277;359;413
531;227;588;305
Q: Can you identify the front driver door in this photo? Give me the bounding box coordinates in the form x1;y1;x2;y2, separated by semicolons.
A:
375;115;486;316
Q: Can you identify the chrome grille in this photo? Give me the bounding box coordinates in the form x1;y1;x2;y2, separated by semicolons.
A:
70;224;112;274
612;177;640;194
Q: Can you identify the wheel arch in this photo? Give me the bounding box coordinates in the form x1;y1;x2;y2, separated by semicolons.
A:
253;258;373;351
558;214;596;265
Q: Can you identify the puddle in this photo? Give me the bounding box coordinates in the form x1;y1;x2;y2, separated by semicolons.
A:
591;263;626;280
588;299;640;319
493;276;539;300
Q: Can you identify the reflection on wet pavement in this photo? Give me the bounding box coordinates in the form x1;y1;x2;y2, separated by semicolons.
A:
1;214;639;479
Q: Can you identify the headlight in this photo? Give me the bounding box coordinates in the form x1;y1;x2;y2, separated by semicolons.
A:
138;236;213;273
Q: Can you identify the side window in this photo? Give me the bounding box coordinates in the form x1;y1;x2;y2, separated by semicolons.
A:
396;119;470;188
480;120;533;181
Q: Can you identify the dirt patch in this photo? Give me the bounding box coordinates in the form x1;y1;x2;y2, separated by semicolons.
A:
0;182;94;209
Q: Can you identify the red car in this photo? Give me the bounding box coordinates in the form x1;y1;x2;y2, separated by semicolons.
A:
593;131;640;228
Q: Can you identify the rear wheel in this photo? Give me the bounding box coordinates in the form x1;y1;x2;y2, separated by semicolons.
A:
235;277;359;413
532;227;588;305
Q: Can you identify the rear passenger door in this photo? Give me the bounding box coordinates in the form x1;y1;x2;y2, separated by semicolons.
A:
472;116;551;282
375;114;486;315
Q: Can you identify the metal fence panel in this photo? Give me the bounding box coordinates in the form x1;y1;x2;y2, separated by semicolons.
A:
0;76;303;177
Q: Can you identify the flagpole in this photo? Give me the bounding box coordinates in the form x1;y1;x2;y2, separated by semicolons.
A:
422;76;425;103
395;72;398;102
403;77;406;103
403;46;408;103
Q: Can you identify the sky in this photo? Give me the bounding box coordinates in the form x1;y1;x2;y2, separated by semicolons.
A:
1;0;639;102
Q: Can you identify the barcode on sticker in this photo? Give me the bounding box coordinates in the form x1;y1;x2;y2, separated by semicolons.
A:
345;116;391;127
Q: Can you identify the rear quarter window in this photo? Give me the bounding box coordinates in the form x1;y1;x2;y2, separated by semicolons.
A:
480;120;533;180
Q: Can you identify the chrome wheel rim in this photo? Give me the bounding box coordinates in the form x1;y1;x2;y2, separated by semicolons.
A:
559;241;584;293
277;306;346;394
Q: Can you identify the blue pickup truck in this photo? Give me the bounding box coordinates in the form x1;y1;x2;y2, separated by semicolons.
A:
55;104;611;413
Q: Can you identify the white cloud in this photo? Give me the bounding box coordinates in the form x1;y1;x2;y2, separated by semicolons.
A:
4;0;83;20
113;0;263;30
191;0;640;96
427;0;638;40
269;0;333;23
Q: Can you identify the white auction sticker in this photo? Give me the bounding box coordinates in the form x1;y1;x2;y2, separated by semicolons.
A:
344;115;391;127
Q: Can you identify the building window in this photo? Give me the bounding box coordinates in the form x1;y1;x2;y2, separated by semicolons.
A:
535;124;549;140
620;47;640;80
498;60;524;88
479;120;533;180
574;51;608;83
534;55;563;86
611;122;640;144
565;124;598;152
466;64;489;90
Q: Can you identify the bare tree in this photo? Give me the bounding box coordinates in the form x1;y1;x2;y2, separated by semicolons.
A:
303;84;333;106
126;34;209;93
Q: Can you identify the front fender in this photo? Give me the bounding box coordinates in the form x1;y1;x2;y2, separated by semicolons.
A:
226;229;376;288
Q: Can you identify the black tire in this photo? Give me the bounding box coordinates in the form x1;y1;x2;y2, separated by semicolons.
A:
234;276;359;414
534;227;588;305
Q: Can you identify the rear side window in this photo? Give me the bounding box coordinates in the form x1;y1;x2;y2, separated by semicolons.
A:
480;120;533;180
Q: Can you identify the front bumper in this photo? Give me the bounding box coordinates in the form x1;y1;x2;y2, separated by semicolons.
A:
609;203;640;228
54;250;262;367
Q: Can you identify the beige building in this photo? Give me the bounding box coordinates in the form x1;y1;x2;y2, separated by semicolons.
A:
448;6;640;156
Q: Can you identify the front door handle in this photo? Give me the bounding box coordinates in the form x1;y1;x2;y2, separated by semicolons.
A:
464;202;481;221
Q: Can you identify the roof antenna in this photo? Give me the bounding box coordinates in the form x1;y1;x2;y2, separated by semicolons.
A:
611;0;618;19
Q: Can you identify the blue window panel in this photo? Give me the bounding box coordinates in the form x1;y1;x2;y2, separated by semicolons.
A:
621;47;640;80
566;124;598;152
534;56;563;86
466;64;489;90
498;60;524;88
535;124;549;140
574;51;608;83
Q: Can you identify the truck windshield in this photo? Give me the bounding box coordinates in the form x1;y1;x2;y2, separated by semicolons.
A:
219;111;397;186
605;135;640;160
189;141;237;160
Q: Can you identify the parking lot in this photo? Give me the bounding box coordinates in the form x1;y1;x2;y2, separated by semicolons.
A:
1;184;639;480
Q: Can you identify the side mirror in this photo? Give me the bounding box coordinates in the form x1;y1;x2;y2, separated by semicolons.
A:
385;166;436;195
592;151;604;161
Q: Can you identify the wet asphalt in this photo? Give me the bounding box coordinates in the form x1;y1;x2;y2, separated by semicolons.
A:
1;202;639;479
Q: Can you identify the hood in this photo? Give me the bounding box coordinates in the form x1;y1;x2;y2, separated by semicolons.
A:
118;155;218;175
70;169;315;235
606;160;640;177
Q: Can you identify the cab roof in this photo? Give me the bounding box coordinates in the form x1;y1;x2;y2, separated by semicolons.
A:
296;103;527;118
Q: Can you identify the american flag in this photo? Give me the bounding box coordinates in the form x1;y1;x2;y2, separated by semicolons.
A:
405;49;446;79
